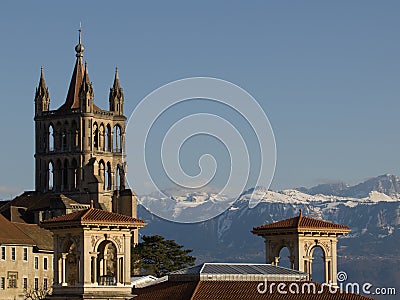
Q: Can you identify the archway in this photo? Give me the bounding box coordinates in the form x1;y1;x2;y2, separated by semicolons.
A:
48;124;54;151
309;246;325;283
63;241;79;286
96;240;118;286
48;161;54;191
277;246;292;269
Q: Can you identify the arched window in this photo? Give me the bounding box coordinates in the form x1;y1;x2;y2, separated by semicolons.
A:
99;160;105;190
115;165;121;190
113;125;122;152
71;159;78;190
71;121;78;149
96;241;117;286
309;247;325;283
48;161;54;191
48;124;54;152
106;162;112;190
99;124;105;151
93;123;99;150
277;247;291;269
63;159;69;191
105;124;111;152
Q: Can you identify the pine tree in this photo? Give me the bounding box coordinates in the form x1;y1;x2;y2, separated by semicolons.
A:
132;235;196;277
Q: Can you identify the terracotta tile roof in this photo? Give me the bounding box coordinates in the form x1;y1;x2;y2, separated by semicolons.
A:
191;281;375;300
252;210;350;233
42;204;145;226
133;281;197;300
0;214;34;245
134;280;374;300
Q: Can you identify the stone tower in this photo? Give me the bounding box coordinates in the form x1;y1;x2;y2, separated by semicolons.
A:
252;210;350;286
34;29;136;220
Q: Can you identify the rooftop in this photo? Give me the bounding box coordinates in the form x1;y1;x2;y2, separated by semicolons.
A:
252;209;350;233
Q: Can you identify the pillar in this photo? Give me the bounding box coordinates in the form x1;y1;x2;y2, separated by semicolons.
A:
61;253;67;286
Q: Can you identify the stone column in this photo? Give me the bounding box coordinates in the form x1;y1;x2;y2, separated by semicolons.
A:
61;253;68;286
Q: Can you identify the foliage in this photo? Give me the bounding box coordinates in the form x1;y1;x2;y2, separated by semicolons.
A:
132;235;196;277
24;287;50;300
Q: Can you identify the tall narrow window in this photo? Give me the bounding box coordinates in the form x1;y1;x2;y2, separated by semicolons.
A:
62;131;67;150
0;277;5;289
63;159;69;191
43;257;48;270
93;123;99;149
113;125;122;152
48;161;54;191
34;278;38;290
99;160;105;190
105;124;111;151
23;278;27;290
34;256;39;269
11;247;15;261
48;124;54;151
1;246;5;260
43;278;48;290
116;165;121;190
23;248;28;261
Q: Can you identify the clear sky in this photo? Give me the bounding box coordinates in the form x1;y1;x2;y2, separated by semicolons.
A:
0;1;399;199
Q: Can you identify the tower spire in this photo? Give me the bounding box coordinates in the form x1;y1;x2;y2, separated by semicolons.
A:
75;24;85;58
109;66;124;114
34;67;50;115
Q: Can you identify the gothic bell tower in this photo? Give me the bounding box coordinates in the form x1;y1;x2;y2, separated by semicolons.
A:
33;29;137;221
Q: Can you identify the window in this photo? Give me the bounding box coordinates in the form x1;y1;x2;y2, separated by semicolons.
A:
43;278;48;290
11;247;15;261
23;248;28;261
23;278;27;290
7;272;17;288
34;256;39;269
0;277;5;289
43;257;48;270
34;278;38;290
1;246;5;260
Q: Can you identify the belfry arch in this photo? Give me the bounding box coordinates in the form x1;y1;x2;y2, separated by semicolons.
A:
252;209;350;286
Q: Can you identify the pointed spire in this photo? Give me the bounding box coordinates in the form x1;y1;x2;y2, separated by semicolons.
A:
36;67;49;96
113;67;121;89
80;61;93;94
35;67;50;114
109;66;124;114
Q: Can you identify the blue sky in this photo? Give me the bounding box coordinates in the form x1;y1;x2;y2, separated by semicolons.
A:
0;1;399;199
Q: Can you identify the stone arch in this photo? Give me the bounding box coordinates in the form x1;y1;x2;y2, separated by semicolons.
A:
95;240;118;285
71;158;78;190
48;160;54;191
48;123;55;152
62;240;79;286
113;124;122;152
93;122;99;150
99;123;105;151
105;124;112;152
106;162;112;190
99;160;106;190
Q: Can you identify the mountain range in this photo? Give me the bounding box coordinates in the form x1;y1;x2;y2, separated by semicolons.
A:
138;174;400;300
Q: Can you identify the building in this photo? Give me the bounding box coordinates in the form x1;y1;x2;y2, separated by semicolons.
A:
0;214;53;300
1;28;138;228
134;263;374;300
252;209;350;286
41;201;145;300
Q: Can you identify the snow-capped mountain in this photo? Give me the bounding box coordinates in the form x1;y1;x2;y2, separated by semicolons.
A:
138;174;400;299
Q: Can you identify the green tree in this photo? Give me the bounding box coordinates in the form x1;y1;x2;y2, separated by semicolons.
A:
132;235;196;277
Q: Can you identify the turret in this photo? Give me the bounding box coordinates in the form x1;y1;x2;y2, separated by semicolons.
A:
79;62;94;113
34;67;50;115
109;67;124;115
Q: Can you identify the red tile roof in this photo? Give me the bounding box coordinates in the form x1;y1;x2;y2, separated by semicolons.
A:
134;280;374;300
252;210;350;233
42;204;145;226
0;214;34;245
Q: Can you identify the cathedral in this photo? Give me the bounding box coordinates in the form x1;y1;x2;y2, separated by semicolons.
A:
1;29;137;225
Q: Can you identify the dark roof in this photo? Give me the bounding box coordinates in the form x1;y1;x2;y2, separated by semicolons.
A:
253;210;350;233
42;203;145;226
13;222;53;251
0;214;52;251
0;214;34;245
134;280;374;300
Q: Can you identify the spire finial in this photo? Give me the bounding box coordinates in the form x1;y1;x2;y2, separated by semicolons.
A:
90;200;94;209
75;23;85;57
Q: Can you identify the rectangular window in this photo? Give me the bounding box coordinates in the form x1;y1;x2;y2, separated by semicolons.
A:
0;277;5;289
23;278;27;290
11;247;15;261
1;246;5;260
34;278;38;290
43;278;48;290
23;248;28;261
43;257;48;270
34;256;39;269
7;272;17;288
